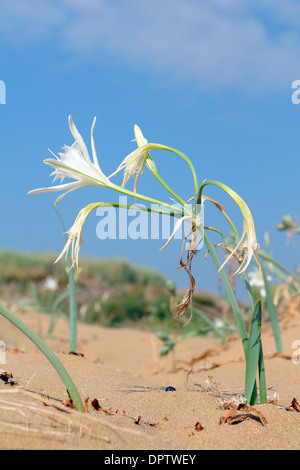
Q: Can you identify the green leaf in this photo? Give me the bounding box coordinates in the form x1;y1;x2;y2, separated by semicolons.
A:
258;343;267;404
245;300;262;404
261;265;282;353
0;304;84;412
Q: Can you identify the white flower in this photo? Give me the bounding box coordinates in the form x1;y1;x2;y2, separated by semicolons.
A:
214;186;261;276
214;318;225;329
248;268;272;297
29;116;112;204
55;202;106;268
111;124;150;192
159;203;203;252
43;275;58;291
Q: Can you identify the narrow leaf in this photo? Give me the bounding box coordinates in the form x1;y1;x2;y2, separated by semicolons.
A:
245;300;262;404
261;264;282;353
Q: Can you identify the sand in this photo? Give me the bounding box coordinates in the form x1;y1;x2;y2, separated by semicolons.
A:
0;306;300;450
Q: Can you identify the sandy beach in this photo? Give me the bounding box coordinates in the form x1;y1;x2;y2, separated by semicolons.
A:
0;305;300;450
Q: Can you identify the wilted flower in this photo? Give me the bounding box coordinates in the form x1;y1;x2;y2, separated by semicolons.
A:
29;116;112;204
199;181;261;276
55;202;107;268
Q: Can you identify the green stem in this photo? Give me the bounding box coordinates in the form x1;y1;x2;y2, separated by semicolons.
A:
0;304;84;412
53;204;78;353
141;143;199;196
68;266;77;353
110;182;184;214
204;226;225;237
200;229;248;354
258;251;300;285
145;158;187;207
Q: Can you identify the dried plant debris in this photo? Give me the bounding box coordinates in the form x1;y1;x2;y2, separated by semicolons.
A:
267;392;280;405
68;351;85;357
218;395;246;409
90;396;158;426
134;416;142;425
181;345;228;367
265;352;292;360
60;395;76;410
0;370;18;386
91;398;101;412
194;422;204;431
219;403;267;426
194;376;218;393
177;228;199;324
286;398;300;412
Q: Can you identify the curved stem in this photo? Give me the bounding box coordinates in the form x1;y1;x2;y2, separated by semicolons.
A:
204;226;225;237
141;143;199;196
145;158;187;207
0;304;84;412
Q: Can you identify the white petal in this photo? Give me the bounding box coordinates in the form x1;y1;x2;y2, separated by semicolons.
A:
134;125;148;147
68;115;90;163
159;215;192;251
90;116;102;173
28;181;83;195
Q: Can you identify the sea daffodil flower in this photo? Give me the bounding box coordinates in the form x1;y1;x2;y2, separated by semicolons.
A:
197;180;260;276
55;202;106;268
112;124;151;192
29;116;112;205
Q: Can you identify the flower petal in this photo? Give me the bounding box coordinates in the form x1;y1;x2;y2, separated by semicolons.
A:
68;115;90;163
159;215;192;251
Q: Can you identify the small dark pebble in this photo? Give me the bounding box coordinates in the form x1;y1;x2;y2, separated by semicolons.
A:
165;386;176;392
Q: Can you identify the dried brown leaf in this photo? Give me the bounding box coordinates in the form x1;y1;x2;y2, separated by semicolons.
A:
286;398;300;412
219;404;267;426
237;404;267;426
194;422;204;431
219;406;238;425
134;416;141;425
83;397;89;413
91;398;101;411
60;396;75;409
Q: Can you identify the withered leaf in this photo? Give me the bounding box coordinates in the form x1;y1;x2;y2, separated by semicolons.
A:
194;422;204;431
91;398;101;411
237;404;267;426
60;396;75;409
286;398;300;412
83;397;89;413
91;398;114;415
134;416;142;425
68;351;85;357
219;404;267;426
266;352;292;360
219;406;238;425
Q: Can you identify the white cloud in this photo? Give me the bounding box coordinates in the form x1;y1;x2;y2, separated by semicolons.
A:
1;0;300;91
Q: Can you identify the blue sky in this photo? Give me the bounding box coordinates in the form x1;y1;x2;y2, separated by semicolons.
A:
0;0;299;297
